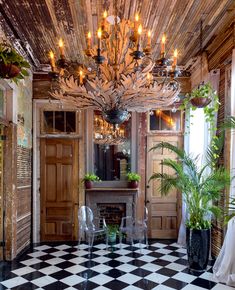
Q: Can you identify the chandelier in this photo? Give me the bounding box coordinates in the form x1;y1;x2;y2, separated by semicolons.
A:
94;112;126;146
49;6;180;125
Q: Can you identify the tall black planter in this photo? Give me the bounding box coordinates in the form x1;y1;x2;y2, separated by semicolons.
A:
186;227;210;272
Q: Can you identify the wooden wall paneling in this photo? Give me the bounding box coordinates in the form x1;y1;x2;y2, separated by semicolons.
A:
16;145;32;255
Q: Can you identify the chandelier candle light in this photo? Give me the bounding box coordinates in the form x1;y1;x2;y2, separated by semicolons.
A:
50;6;180;125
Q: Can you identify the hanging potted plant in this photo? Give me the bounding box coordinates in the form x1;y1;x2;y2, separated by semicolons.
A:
0;43;30;82
126;172;140;189
149;140;230;272
180;82;220;134
82;173;100;189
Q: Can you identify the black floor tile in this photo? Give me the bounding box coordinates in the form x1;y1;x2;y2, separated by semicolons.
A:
133;278;159;289
103;280;129;289
163;278;188;289
191;277;217;289
156;267;178;277
51;270;73;280
104;268;126;278
43;281;68;290
73;280;100;289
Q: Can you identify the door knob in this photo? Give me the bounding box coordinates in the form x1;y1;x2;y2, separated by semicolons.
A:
146;200;150;204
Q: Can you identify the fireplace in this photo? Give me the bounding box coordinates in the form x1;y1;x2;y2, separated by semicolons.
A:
98;203;126;225
85;188;138;225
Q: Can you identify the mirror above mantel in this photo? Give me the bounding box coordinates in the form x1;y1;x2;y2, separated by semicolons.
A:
93;110;131;181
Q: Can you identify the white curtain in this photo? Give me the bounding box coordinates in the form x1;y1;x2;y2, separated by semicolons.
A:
177;70;220;246
230;49;235;198
213;217;235;286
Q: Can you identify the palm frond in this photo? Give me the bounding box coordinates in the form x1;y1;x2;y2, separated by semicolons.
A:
220;116;235;131
149;141;185;159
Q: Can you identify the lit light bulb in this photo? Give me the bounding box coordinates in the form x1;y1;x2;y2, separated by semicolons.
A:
97;28;102;39
103;10;107;18
135;13;139;22
138;24;142;35
58;38;65;57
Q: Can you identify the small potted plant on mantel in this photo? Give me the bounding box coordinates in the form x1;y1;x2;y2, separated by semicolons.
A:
0;43;30;82
82;173;100;189
126;172;140;189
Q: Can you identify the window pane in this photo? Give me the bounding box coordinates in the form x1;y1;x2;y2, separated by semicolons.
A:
54;111;65;132
150;110;181;131
66;112;76;133
44;111;54;133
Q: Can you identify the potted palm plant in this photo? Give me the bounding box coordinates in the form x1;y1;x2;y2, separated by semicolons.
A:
126;172;140;188
0;43;30;82
82;173;100;189
149;140;230;272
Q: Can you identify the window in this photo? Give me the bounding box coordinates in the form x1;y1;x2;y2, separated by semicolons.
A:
149;109;182;131
43;111;77;134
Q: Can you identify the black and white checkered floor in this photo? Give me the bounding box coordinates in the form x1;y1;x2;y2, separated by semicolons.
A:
0;240;234;290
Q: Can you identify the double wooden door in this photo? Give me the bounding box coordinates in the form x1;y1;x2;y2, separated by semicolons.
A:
40;138;78;241
147;134;183;239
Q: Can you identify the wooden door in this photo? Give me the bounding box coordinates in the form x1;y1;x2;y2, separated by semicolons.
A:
147;134;183;239
40;138;78;241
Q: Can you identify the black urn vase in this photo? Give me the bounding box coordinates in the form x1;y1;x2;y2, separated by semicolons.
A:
186;227;210;272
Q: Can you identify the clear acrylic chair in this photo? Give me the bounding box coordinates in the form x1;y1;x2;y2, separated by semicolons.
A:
78;206;108;252
119;206;148;249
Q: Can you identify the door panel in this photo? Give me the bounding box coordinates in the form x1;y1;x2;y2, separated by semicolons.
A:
147;135;183;239
40;138;78;241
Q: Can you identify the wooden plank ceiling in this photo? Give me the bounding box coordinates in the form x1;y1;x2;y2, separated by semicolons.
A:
0;0;234;69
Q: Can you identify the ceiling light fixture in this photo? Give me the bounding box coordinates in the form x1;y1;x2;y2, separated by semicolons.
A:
49;2;180;125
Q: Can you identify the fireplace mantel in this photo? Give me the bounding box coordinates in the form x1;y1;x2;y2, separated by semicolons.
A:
85;187;138;221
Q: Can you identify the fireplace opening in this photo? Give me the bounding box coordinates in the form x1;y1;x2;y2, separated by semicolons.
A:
98;203;126;226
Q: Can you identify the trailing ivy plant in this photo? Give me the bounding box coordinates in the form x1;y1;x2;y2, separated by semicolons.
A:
180;82;220;135
0;43;30;83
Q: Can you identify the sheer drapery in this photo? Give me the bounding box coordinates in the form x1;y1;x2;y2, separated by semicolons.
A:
213;216;235;286
230;49;235;198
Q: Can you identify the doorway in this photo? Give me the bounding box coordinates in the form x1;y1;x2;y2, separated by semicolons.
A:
40;138;78;241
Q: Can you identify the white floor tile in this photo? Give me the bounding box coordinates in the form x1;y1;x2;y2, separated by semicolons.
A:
182;285;208;290
34;245;51;251
12;266;36;276
65;264;87;274
137;255;156;263
20;258;41;266
90;264;112;273
38;265;61;275
153;285;176;290
212;284;235;290
89;273;113;285
72;249;89;256
199;271;215;281
46;257;65;265
123;285;142;290
115;264;138;273
1;277;28;288
155;249;172;255
50;250;67;257
31;276;57;287
92;256;111;264
173;272;197;283
165;262;188;272
116;256;134;263
93;249;110;256
117;273;141;284
115;249;132;256
145;272;169;284
141;262;162;272
28;251;48;258
55;244;71;250
60;274;85;286
134;248;152;255
160;254;179;262
69;256;88;264
151;242;167;248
